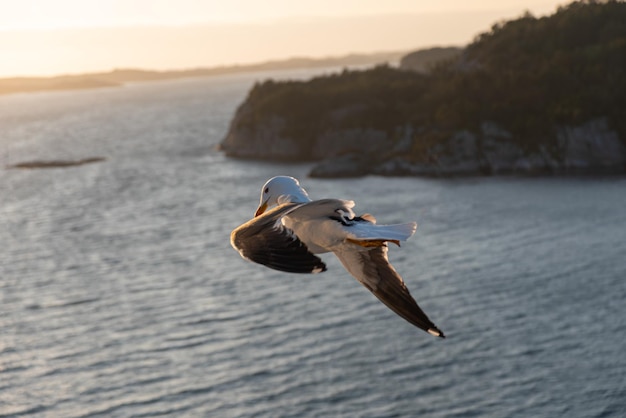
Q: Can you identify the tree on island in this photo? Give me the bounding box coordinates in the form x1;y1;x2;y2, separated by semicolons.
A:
220;0;626;177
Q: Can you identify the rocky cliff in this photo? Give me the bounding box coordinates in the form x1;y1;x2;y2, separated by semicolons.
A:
219;1;626;178
311;119;625;178
221;110;625;178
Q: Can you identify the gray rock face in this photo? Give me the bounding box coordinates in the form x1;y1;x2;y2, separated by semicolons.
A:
431;130;483;175
220;105;625;177
219;113;303;160
312;129;387;159
310;119;625;177
219;102;390;161
556;118;625;173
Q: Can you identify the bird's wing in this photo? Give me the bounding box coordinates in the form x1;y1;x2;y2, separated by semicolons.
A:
231;203;327;274
333;244;445;338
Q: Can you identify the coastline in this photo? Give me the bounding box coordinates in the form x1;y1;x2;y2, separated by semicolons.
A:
0;51;405;96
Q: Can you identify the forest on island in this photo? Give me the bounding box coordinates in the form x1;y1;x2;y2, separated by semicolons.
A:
236;0;626;159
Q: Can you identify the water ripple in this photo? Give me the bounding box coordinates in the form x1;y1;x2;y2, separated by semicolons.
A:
2;77;625;418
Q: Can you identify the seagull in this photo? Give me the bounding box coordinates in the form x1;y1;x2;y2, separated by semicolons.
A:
230;176;445;338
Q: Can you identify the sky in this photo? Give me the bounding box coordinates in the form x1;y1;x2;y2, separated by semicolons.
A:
0;0;567;78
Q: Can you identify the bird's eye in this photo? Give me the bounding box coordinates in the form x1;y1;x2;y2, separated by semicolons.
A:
264;187;269;194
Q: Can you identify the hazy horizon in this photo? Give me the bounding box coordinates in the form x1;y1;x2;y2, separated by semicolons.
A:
0;1;566;78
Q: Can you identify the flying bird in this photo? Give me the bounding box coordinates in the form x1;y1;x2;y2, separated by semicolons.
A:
230;176;445;338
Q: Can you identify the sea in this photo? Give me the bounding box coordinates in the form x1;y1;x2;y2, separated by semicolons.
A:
1;67;625;418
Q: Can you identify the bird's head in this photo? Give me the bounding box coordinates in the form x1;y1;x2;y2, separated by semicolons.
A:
255;176;310;217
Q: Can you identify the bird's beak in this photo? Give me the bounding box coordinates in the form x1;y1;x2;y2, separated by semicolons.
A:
255;200;268;217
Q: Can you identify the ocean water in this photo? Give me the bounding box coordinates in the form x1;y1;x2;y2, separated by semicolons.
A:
1;69;625;418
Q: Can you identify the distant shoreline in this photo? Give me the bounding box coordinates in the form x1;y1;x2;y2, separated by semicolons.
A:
0;51;406;96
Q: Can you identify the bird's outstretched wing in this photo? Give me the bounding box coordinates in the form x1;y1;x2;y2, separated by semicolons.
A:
231;203;327;274
333;244;445;338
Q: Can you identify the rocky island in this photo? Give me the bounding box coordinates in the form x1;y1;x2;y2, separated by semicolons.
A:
219;1;626;177
7;157;106;169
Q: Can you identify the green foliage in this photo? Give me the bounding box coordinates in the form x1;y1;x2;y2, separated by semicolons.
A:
461;0;626;148
243;66;430;152
237;1;626;154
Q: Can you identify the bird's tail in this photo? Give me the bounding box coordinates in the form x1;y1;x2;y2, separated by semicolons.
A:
347;222;417;245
